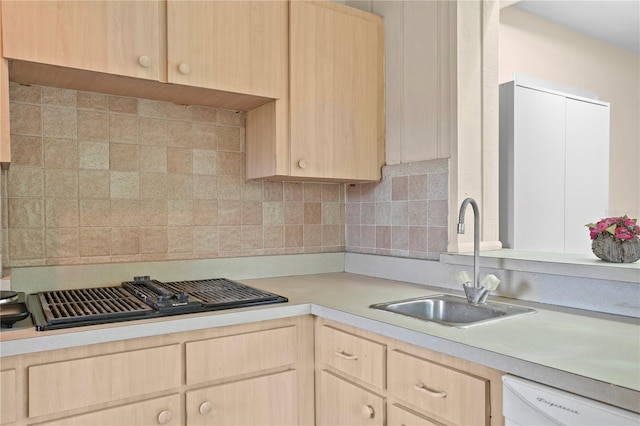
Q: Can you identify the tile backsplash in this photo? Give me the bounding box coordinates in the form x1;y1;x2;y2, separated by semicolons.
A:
2;83;345;267
345;160;449;260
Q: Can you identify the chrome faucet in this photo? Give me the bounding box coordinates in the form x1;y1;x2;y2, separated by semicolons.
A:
457;198;487;304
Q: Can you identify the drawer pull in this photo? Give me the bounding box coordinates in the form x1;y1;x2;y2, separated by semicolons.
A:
361;404;375;418
334;349;358;361
157;410;172;425
414;382;447;398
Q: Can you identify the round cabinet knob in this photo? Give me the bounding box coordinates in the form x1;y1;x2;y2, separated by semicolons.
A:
199;401;213;415
157;410;172;425
361;405;375;419
138;55;152;68
178;63;191;75
298;159;308;169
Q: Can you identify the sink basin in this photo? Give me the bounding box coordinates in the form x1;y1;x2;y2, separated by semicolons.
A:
370;294;535;328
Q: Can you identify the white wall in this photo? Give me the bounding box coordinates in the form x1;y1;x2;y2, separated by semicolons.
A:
500;6;640;218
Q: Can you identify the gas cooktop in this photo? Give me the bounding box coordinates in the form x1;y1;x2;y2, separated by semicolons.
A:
28;276;288;331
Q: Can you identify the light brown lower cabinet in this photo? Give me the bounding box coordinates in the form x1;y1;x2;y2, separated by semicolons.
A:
0;316;314;426
316;370;384;426
315;318;505;426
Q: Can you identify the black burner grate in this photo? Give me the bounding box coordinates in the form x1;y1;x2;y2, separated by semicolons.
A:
38;287;153;325
161;278;285;307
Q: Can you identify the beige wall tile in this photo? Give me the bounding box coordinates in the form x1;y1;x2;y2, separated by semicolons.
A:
167;120;193;148
217;126;241;151
44;138;78;169
194;200;217;226
111;227;140;255
167;147;193;173
217;109;244;127
193;149;216;175
140;172;168;199
8;198;43;228
284;182;303;201
264;225;284;249
139;117;168;146
110;143;139;171
242;202;263;225
139;145;167;173
376;226;391;249
45;199;79;227
217;176;241;200
138;99;169;118
10;103;42;136
322;203;341;225
192;123;217;151
285;202;303;225
80;228;111;256
408;226;429;252
79;170;110;198
217;151;243;176
43;106;77;138
193;226;218;254
77;110;109;141
109;96;138;114
79;199;111;227
193;175;217;200
11;135;43;167
361;225;375;248
322;184;341;202
167;104;193;121
140;199;168;226
79;141;109;170
192;106;217;123
428;199;448;226
263;202;284;225
111;199;140;227
303;183;322;202
284;225;303;247
241;180;263;201
10;82;41;103
43;87;76;107
9;228;44;260
45;169;78;198
168;199;193;226
77;92;109;111
168;227;193;253
109;114;138;143
263;182;283;201
110;171;139;199
322;224;341;246
392;176;408;200
167;174;192;199
361;202;375;225
304;203;322;224
45;228;79;258
408;200;429;226
303;224;322;247
241;225;263;250
360;183;376;202
7;165;44;197
428;226;448;254
219;226;241;252
391;226;408;250
409;174;428;200
218;200;241;226
140;227;168;254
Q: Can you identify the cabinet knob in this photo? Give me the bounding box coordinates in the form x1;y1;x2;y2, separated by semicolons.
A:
361;404;375;419
157;410;172;425
138;55;152;68
298;159;308;169
178;63;191;75
199;401;213;415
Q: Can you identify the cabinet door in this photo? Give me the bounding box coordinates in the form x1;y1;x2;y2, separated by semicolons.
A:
512;85;566;251
289;1;384;181
32;394;181;426
316;370;384;426
0;369;16;425
167;0;288;99
565;99;610;254
1;1;161;81
186;370;297;426
388;404;442;426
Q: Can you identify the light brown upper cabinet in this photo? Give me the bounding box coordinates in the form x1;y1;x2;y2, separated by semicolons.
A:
166;0;288;100
247;1;385;182
1;1;162;81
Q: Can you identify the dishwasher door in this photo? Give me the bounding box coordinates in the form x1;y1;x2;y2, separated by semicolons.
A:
502;375;639;425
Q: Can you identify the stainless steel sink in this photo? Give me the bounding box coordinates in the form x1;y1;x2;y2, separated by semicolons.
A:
370;294;536;328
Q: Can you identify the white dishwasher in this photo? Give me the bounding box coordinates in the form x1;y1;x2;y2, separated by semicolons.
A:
502;375;640;425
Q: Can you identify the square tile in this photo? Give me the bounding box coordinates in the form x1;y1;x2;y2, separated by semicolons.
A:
79;170;110;198
11;135;43;167
140;172;168;199
45;169;78;198
79;141;109;170
110;142;139;171
43;106;77;138
77;110;109;141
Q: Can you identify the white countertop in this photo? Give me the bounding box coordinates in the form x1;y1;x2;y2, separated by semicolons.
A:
1;272;638;412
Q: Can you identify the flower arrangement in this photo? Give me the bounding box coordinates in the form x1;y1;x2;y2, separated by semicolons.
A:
586;216;640;263
586;216;640;241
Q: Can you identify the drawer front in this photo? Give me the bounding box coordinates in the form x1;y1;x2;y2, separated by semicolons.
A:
388;350;488;426
186;370;297;426
317;325;385;388
186;325;296;385
32;393;181;426
0;369;16;424
317;370;384;426
29;344;181;418
388;403;442;426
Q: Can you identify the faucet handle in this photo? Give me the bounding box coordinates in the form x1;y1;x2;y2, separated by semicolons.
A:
455;271;472;286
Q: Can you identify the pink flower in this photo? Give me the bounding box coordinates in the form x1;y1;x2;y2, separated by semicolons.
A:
586;215;639;241
615;227;635;240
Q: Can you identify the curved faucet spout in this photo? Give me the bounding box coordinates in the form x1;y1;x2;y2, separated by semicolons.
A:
457;198;480;290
